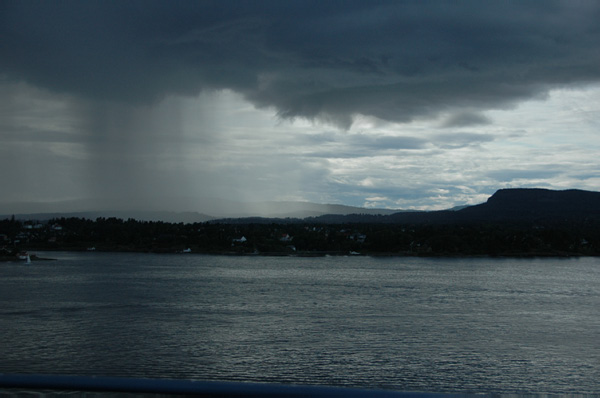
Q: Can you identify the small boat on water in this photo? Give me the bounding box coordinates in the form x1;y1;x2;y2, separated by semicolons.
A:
16;251;32;264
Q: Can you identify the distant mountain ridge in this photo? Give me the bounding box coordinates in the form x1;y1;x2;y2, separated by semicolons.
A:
223;201;401;218
458;188;600;222
313;188;600;224
3;188;599;225
1;201;400;222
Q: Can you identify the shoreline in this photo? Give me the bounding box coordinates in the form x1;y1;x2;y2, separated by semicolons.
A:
0;254;57;263
9;247;595;260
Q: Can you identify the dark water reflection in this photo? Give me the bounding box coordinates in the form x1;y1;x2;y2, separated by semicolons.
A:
1;252;599;395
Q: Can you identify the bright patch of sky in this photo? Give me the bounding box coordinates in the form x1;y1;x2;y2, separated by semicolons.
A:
170;84;599;210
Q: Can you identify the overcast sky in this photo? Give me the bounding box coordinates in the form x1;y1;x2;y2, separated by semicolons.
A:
1;0;600;213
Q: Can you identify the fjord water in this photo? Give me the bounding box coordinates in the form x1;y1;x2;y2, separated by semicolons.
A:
1;253;599;395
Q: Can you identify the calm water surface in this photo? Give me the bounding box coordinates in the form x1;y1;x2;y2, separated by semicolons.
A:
1;252;599;395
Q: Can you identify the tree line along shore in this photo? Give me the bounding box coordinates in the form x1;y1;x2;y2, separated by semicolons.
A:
2;216;599;258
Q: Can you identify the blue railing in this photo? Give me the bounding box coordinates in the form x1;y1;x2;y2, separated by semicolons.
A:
0;374;473;397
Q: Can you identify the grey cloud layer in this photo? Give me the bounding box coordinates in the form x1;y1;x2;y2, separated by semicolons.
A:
2;0;600;126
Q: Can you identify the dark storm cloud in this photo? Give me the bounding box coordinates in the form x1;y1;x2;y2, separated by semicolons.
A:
2;0;600;127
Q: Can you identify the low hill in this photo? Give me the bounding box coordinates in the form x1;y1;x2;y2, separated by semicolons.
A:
457;188;600;222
